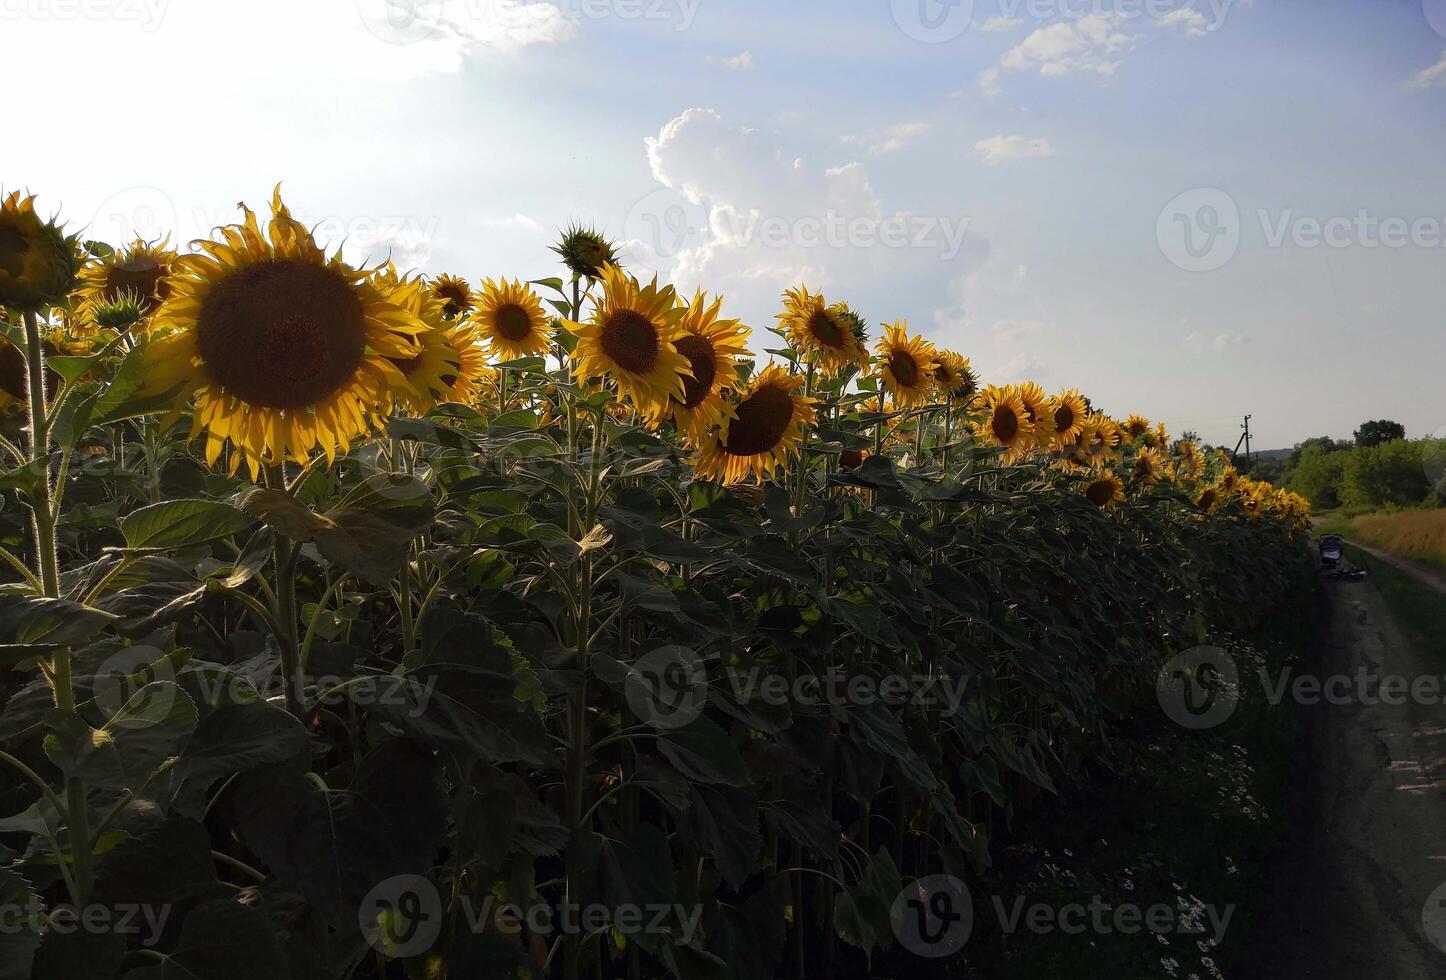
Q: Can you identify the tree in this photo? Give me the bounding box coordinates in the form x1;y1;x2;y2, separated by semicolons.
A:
1285;444;1347;509
1354;419;1406;448
1287;435;1350;469
1341;440;1429;510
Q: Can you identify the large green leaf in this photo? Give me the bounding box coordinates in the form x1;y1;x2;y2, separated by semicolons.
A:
120;499;252;551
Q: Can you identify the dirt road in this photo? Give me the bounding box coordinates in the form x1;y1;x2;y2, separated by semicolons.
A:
1241;567;1446;978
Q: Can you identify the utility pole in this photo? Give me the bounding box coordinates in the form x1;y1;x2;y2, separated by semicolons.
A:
1231;415;1253;470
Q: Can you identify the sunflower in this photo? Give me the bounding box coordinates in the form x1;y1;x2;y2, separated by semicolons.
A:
138;188;426;479
569;264;690;415
777;286;869;376
1123;414;1152;442
76;238;176;323
1175;439;1204;481
553;224;618;281
1055;428;1094;474
1083;415;1123;467
1153;420;1171;449
1196;486;1220;512
692;364;817;485
473;278;551;360
1130;447;1164;486
1051;389;1088;447
1084;474;1126;510
972;384;1035;463
1013;382;1056;447
933;350;979;404
1219;463;1239;493
375;266;464;414
874;322;939;408
0;191;81;311
654;289;751;444
430;274;474;320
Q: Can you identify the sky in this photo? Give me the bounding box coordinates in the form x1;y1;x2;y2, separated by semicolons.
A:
4;0;1444;450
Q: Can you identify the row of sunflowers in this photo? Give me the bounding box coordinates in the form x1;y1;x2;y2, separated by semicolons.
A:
0;186;1309;980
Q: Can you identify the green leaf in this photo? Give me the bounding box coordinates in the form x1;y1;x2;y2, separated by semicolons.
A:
164;701;309;817
237;487;329;541
0;596;117;647
120;499;252;551
119;899;288;980
658;716;751;787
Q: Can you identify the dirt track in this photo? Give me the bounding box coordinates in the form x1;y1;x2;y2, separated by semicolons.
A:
1240;565;1446;978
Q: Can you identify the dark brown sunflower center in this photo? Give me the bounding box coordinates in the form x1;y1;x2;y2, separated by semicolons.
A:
991;405;1019;443
673;334;717;408
196;259;367;410
723;384;794;457
1054;405;1075;432
1199;490;1217;509
839;449;865;470
0;225;28;278
1086;481;1115;507
889;351;919;387
807;310;844;348
599;308;659;375
494;303;534;341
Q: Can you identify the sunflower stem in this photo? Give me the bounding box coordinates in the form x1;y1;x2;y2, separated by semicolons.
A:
273;536;307;720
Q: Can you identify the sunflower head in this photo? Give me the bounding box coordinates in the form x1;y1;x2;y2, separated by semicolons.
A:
875;322;939;409
1124;414;1152;441
1051;388;1088;446
693;363;817;485
375;265;465;414
86;292;149;334
933;351;979;404
553;224;618;281
569;264;690;415
1196;486;1220;512
139;187;427;478
839;448;867;470
655;289;751;444
776;286;869;376
429;274;475;320
0;192;82;311
972;384;1036;463
1084;416;1123;465
1084;474;1125;510
1016;382;1057;445
474;278;551;360
1130;447;1165;485
77;238;176;320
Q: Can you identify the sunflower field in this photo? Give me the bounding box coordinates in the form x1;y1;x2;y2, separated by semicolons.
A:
0;188;1310;979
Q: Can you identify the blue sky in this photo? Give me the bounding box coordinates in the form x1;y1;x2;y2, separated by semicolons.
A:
5;0;1444;448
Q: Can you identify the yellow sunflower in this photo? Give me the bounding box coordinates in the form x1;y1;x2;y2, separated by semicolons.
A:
76;238;176;323
777;286;869;376
1130;447;1165;486
1016;382;1057;446
569;264;690;415
875;321;939;408
1051;389;1088;447
138;188;426;479
0;191;81;311
473;278;551;360
1123;414;1152;442
1196;486;1220;512
375;266;463;414
1153;420;1171;449
933;350;979;404
1084;474;1126;510
1083;415;1124;466
430;274;475;320
692;364;817;485
655;289;751;444
972;385;1035;463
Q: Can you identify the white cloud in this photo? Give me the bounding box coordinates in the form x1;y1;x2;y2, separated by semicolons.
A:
637;108;988;329
1407;51;1446;91
842;123;933;156
1184;331;1252;353
971;134;1058;166
708;50;756;70
990;353;1051;384
991;319;1055;344
980;16;1024;32
987;13;1138;92
1158;8;1212;37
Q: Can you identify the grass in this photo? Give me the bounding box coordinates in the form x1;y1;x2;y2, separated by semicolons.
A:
1316;508;1446;568
1347;546;1446;666
967;571;1317;980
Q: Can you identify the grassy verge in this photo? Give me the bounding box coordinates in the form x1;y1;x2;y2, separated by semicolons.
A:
962;573;1316;979
1348;546;1446;665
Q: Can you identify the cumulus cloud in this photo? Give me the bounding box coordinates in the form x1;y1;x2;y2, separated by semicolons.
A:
635;108;989;329
971;135;1058;166
842;123;933;156
991;319;1055;344
980;16;1023;32
708;50;756;70
1157;8;1212;37
1184;331;1252;352
1407;51;1446;91
983;13;1137;93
